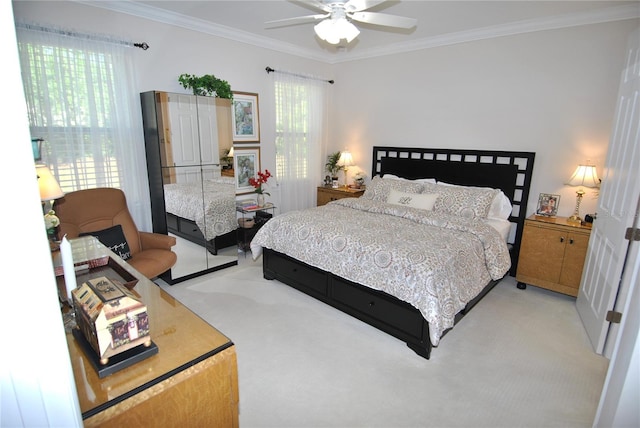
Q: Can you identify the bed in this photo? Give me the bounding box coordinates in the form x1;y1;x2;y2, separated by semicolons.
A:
163;176;237;254
250;147;535;359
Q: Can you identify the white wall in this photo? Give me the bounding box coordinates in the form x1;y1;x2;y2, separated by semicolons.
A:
330;20;638;218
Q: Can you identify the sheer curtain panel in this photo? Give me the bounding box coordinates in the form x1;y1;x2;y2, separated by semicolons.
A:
273;70;329;213
16;23;151;230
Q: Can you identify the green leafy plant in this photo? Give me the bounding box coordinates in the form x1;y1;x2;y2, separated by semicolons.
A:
178;74;233;99
325;151;344;177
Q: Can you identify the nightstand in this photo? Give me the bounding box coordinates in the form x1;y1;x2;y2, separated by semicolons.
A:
516;215;592;297
236;204;276;254
221;168;234;177
317;186;365;206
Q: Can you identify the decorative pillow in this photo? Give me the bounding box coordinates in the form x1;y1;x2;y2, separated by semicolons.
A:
387;189;438;211
383;174;437;184
363;176;424;201
436;181;512;220
423;182;499;219
80;224;132;260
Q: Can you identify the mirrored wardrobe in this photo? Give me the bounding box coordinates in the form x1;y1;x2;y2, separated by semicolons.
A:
141;91;238;284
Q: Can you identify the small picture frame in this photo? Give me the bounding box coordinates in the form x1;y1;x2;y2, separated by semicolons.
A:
234;147;260;194
536;193;560;217
232;91;260;143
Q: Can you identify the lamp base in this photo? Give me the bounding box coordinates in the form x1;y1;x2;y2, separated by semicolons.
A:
567;215;583;225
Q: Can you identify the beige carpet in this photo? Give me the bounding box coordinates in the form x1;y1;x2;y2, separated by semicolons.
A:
158;256;608;428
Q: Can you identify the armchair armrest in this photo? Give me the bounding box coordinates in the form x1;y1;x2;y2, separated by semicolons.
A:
139;231;177;251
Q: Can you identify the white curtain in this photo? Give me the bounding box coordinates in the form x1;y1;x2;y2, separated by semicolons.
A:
16;23;151;231
272;70;329;213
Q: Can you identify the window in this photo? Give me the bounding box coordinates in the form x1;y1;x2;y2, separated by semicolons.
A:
16;23;151;229
272;72;328;212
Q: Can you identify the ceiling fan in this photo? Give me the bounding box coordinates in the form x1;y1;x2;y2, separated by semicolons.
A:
265;0;417;45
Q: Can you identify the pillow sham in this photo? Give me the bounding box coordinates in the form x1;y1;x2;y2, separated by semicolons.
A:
436;181;512;220
387;189;438;211
80;224;132;260
383;174;437;184
362;176;424;202
423;182;499;220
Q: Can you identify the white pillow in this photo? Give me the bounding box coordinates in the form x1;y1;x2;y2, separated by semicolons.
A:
387;189;438;211
436;181;512;220
384;174;437;184
363;176;424;202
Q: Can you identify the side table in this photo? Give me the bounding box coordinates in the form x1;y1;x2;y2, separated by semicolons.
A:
236;203;276;255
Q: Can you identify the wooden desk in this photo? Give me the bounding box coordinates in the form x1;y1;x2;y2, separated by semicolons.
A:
57;237;239;427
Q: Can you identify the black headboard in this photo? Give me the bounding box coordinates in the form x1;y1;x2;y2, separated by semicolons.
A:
372;146;535;276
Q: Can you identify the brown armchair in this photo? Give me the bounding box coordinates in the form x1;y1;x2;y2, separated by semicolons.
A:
55;187;177;279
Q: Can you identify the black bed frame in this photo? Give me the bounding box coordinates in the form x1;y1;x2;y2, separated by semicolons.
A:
263;147;535;359
166;212;236;255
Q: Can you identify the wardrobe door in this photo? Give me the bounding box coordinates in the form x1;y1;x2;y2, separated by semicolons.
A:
141;91;237;284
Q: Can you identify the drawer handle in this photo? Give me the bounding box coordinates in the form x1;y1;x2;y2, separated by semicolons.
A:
569;238;574;244
560;237;565;243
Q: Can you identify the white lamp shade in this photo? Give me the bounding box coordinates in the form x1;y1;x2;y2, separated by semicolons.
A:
337;151;355;168
228;146;234;157
314;18;360;45
36;164;64;201
566;164;600;188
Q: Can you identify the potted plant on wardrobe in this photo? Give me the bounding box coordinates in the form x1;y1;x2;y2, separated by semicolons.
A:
178;74;233;99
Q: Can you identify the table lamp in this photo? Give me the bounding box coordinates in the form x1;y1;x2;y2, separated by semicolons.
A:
565;163;599;225
337;150;354;188
37;164;64;209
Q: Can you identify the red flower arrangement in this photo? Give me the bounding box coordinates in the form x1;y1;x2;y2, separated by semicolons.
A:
248;169;272;196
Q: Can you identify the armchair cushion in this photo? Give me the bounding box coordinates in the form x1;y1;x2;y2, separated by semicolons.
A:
80;224;132;260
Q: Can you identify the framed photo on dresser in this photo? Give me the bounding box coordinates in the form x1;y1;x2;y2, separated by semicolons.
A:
536;193;560;217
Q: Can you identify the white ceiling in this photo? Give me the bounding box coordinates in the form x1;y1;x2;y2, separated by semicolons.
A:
86;0;639;63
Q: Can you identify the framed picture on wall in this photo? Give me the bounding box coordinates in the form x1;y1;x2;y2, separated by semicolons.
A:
232;91;260;143
536;193;560;217
234;147;260;194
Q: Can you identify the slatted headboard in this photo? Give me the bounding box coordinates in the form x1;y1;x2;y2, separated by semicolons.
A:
372;146;536;276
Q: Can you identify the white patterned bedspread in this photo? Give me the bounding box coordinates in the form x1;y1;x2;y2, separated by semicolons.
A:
164;178;237;241
250;197;511;345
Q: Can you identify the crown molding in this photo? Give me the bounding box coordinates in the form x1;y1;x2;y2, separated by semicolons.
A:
334;3;640;63
76;0;332;62
77;1;639;65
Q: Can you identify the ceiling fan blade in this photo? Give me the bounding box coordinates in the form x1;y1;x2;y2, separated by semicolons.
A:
264;14;329;29
350;11;417;29
344;0;387;13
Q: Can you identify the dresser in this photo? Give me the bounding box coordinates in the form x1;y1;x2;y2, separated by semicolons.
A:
516;215;592;297
57;237;239;427
317;186;365;206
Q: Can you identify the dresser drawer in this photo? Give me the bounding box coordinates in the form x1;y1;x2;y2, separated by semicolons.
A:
265;252;328;297
331;277;424;339
177;217;202;241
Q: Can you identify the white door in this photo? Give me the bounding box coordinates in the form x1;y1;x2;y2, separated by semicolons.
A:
167;93;200;167
576;28;640;356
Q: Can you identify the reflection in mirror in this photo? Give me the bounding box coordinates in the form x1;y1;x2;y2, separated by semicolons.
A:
141;90;237;285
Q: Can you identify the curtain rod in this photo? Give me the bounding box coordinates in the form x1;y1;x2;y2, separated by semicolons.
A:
16;22;149;50
265;67;334;84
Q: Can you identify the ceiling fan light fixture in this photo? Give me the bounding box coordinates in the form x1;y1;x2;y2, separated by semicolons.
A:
314;18;360;45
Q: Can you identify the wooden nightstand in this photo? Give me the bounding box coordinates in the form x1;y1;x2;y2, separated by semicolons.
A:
221;168;234;177
516;215;592;297
317;186;365;206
